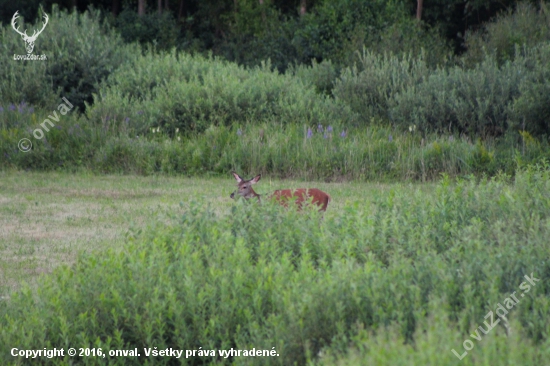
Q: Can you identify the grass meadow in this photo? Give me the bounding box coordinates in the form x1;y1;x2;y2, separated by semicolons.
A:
1;167;549;365
0;171;376;295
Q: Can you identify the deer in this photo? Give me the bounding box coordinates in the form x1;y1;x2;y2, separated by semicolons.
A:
229;172;330;212
11;11;49;54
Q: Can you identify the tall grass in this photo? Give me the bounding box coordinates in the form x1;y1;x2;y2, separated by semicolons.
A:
3;109;550;181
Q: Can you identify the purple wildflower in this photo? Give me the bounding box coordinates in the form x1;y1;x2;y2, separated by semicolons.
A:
137;110;144;115
237;128;242;136
317;124;323;133
28;107;34;113
323;133;328;139
389;134;393;142
307;128;313;138
125;117;130;123
340;130;347;138
0;106;3;112
327;125;333;132
55;126;62;130
9;104;15;111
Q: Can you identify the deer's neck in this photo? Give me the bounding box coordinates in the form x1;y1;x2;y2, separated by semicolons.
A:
246;189;261;202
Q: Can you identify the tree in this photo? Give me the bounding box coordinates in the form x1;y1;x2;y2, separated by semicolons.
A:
138;0;145;16
416;0;423;20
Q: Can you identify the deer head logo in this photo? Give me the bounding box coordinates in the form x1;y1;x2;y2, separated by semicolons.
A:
11;11;49;54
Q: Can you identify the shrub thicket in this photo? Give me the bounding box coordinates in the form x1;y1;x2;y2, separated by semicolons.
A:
86;51;357;135
332;49;429;122
1;166;549;365
2;2;550;178
3;112;550;180
0;6;135;111
114;8;179;50
463;1;550;66
332;42;550;138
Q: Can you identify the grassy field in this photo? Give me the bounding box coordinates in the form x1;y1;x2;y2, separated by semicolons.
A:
0;170;399;297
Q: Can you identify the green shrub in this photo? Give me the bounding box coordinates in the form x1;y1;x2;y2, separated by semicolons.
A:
1;167;550;364
292;0;410;67
332;50;429;123
114;8;179;51
0;105;99;170
388;43;550;139
87;51;358;135
287;59;339;96
367;18;453;68
389;54;524;136
509;43;550;137
0;5;136;111
463;1;550;66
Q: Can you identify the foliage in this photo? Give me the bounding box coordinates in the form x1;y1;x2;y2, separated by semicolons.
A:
291;0;409;66
114;7;179;50
463;1;550;66
0;6;136;112
388;55;522;136
1;166;550;364
509;44;550;137
86;51;357;135
332;49;429;122
286;59;339;96
4;111;550;181
331;38;549;138
365;17;453;68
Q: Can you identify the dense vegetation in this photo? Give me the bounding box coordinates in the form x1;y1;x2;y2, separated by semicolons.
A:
2;1;550;364
1;3;550;179
1;165;549;365
1;0;545;70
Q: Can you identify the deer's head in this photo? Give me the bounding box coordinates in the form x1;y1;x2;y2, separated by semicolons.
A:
230;172;261;200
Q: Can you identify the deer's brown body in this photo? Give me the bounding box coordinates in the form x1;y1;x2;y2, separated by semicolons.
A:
230;172;330;212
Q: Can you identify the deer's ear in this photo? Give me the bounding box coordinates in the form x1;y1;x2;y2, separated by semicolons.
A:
232;172;243;183
251;174;261;184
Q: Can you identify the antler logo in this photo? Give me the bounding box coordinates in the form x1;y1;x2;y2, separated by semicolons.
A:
11;11;49;54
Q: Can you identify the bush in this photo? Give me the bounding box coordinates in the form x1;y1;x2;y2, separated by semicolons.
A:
388;54;524;136
114;8;179;51
0;106;100;170
509;43;550;137
87;51;358;135
287;59;339;96
292;0;410;67
366;18;453;68
388;42;550;138
332;50;429;123
0;5;136;112
1;167;550;365
463;1;550;66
